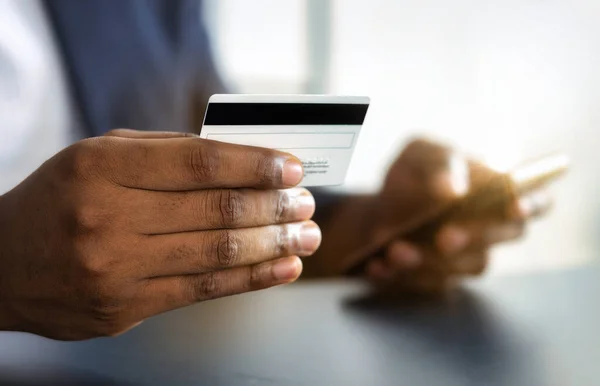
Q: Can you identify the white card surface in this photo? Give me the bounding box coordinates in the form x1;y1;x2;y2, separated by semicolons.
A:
200;94;370;186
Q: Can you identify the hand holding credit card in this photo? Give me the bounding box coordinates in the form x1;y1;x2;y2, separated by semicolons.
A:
200;94;370;187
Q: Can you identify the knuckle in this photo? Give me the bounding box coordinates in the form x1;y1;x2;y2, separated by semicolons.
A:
79;254;111;281
104;128;130;138
216;189;245;228
247;264;270;291
274;225;291;256
91;301;121;324
95;318;127;337
188;144;219;183
64;137;120;183
274;190;290;222
213;230;240;268
189;272;222;301
86;289;126;336
73;204;107;233
405;138;432;153
405;138;446;158
104;128;122;137
65;139;102;179
74;244;120;282
402;137;453;174
254;152;280;186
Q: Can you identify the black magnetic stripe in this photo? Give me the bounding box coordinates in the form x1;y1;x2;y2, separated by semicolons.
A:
203;103;369;125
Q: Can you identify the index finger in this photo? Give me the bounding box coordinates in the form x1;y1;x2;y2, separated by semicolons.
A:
103;137;304;191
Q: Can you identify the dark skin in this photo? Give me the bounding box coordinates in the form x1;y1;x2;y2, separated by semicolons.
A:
304;139;550;293
0;131;549;340
0;130;321;340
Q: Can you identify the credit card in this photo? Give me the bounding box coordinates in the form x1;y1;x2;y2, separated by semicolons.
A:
200;94;370;187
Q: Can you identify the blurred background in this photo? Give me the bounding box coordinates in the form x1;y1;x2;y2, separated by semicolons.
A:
203;0;600;276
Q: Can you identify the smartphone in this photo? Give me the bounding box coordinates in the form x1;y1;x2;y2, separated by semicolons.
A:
345;153;570;275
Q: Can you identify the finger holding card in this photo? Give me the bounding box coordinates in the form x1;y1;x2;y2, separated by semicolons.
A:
199;94;370;187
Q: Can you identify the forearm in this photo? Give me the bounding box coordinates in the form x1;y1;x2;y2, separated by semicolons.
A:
302;194;378;278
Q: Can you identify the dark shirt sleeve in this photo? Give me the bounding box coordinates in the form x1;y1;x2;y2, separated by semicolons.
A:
44;0;228;136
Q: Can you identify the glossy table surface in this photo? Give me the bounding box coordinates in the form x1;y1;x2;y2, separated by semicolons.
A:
1;265;599;386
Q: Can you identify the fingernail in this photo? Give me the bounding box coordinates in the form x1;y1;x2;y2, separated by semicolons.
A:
287;188;316;219
439;225;470;254
282;159;304;187
389;242;422;268
272;257;302;281
517;196;534;218
518;192;551;219
298;222;322;255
